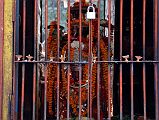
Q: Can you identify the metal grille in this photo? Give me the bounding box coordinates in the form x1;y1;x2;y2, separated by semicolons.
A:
12;0;159;120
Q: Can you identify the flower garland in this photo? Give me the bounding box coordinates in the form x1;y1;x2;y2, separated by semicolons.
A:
47;2;114;116
61;38;97;117
47;21;58;115
100;38;113;115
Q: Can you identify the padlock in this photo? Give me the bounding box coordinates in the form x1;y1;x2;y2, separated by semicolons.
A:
86;6;96;19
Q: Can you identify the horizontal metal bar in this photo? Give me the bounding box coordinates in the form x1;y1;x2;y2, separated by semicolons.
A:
14;61;159;63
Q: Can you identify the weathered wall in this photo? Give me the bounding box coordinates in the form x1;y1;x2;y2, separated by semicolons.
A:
3;0;13;119
0;0;4;119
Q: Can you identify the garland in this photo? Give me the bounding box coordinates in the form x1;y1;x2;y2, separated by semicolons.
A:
100;38;113;115
47;23;113;117
47;21;58;115
60;38;97;117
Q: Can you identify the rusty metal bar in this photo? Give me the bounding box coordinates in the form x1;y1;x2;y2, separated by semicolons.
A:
142;0;146;119
33;0;37;119
21;0;26;119
88;1;93;117
15;0;20;119
67;0;71;119
130;0;134;120
33;61;36;120
108;0;111;119
0;0;4;119
57;0;60;119
12;0;18;119
44;0;48;119
119;0;123;119
87;15;90;120
154;0;159;119
14;60;159;64
90;19;93;120
97;0;101;119
104;0;106;19
87;3;93;117
78;0;82;119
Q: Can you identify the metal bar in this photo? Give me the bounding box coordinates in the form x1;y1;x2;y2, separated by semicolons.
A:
12;0;17;119
33;0;37;119
21;0;26;119
78;0;82;119
87;14;91;120
130;0;134;120
67;0;71;120
104;0;106;19
44;65;48;120
44;0;48;119
0;0;4;119
154;0;159;119
103;0;106;37
14;0;20;119
36;0;40;119
97;0;101;119
57;0;60;119
108;0;111;119
14;60;159;64
119;0;123;119
142;0;146;119
33;63;36;120
88;1;93;119
90;19;93;120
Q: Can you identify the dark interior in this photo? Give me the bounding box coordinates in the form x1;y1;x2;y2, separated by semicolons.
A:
114;0;155;118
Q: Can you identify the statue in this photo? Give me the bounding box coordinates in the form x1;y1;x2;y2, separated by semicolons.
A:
46;1;113;119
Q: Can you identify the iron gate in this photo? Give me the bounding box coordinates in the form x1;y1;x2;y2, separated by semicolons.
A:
12;0;159;120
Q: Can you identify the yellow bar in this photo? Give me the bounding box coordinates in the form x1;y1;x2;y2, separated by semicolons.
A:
3;0;13;119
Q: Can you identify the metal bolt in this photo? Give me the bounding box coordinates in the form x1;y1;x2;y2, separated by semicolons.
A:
60;55;66;62
93;56;97;63
135;56;142;62
122;55;129;62
26;54;33;61
16;55;22;61
50;56;55;62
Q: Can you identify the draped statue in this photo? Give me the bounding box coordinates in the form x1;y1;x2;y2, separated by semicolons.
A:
46;1;113;119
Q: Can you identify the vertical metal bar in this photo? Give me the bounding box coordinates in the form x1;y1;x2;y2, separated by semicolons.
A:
33;0;37;119
36;0;40;119
142;0;146;119
108;0;111;119
78;0;82;119
12;0;18;119
89;19;93;120
0;0;4;119
88;1;93;117
154;0;159;119
130;0;134;120
97;0;101;119
104;0;106;19
33;62;36;120
21;0;26;119
44;0;48;119
87;2;92;117
57;0;60;119
67;0;70;120
119;0;123;119
15;0;20;119
103;0;106;37
87;18;90;118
